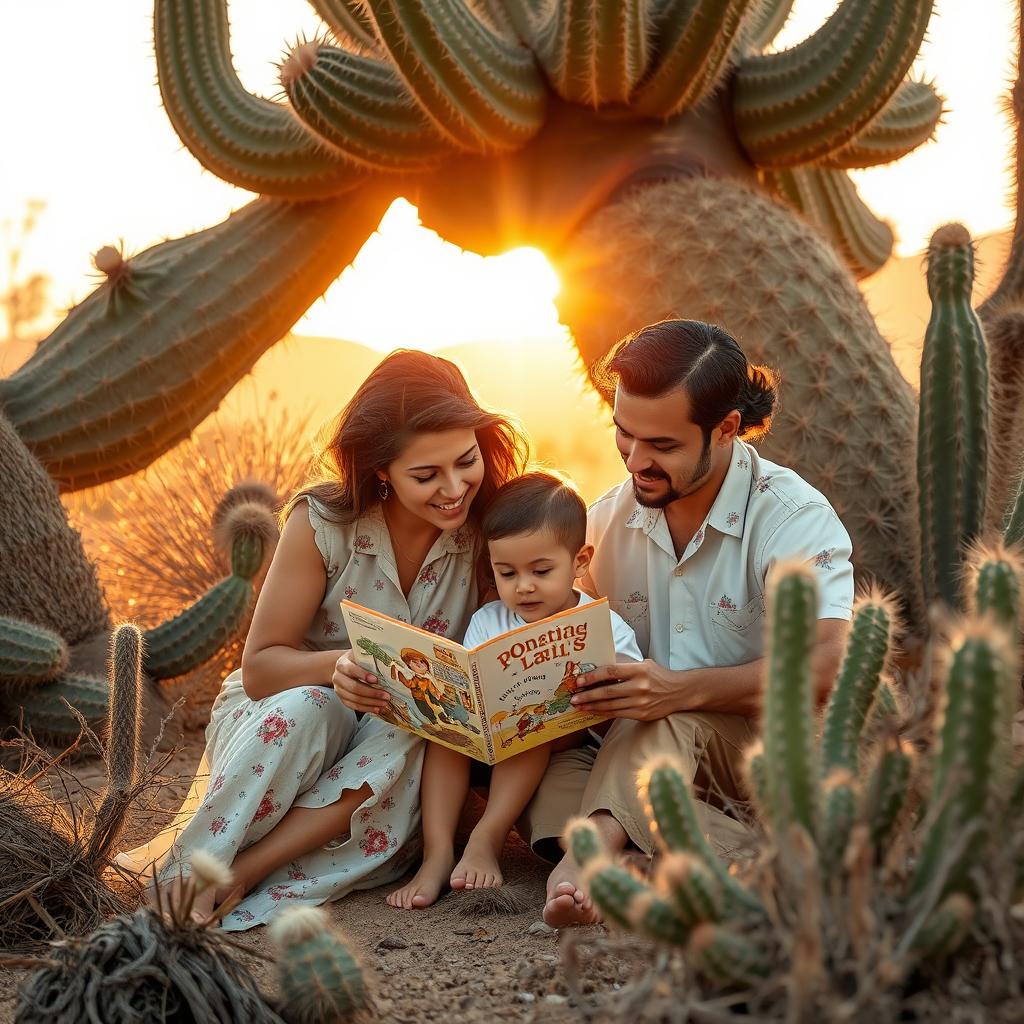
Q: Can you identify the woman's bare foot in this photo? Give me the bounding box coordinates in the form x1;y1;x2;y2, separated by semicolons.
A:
450;830;504;890
386;852;454;909
542;858;601;928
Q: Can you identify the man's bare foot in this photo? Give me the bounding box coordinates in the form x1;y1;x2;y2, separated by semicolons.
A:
542;858;601;928
450;831;503;890
386;852;454;909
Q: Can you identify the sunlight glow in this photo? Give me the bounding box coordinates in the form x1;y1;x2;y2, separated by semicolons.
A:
296;200;563;352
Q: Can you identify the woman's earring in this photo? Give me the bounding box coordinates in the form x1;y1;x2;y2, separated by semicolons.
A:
378;479;389;501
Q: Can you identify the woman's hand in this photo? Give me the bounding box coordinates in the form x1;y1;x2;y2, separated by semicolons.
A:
332;651;388;714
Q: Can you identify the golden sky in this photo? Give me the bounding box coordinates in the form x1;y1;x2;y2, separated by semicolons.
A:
0;1;1017;353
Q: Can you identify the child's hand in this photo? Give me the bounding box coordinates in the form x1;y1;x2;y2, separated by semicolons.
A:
332;651;388;715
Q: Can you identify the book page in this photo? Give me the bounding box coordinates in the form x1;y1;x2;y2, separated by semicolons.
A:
470;599;615;764
340;602;491;763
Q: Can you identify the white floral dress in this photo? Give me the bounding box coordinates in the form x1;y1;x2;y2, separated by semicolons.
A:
117;498;479;930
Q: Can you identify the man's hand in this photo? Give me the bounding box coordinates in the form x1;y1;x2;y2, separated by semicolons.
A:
570;660;679;721
332;651;388;714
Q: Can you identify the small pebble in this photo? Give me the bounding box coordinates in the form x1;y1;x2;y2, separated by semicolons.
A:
544;994;568;1005
527;920;556;936
517;992;536;1004
375;935;409;951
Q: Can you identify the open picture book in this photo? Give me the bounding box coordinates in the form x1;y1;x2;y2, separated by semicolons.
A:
339;598;616;764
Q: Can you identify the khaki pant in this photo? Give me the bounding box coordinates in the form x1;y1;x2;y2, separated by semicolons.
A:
520;711;757;862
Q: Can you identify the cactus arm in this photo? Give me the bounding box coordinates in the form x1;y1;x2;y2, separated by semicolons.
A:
968;544;1022;633
0;189;391;493
360;0;546;152
655;852;722;926
820;770;858;876
734;0;934;167
911;627;1016;900
283;43;453;170
762;563;819;839
308;0;380;50
743;0;795;52
566;817;603;867
0;617;69;686
918;224;991;609
579;856;650;928
642;757;762;915
516;0;652;107
687;923;770;985
631;0;758;119
820;592;894;774
762;167;893;279
821;79;943;169
0;673;109;738
908;893;974;961
88;624;143;863
864;737;914;855
155;0;361;198
983;313;1024;531
628;890;691;945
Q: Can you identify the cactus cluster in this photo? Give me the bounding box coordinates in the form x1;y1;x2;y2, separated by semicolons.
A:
0;482;278;739
572;547;1023;1010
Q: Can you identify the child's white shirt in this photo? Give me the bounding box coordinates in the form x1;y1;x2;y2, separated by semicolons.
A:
463;589;643;662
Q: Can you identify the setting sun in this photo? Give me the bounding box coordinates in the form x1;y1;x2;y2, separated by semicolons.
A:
296;200;563;352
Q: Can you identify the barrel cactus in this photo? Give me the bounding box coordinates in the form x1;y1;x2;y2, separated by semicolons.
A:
571;548;1024;1016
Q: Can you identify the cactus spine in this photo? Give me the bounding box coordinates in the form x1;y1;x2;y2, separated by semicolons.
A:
762;563;819;838
566;817;602;868
0;618;68;685
687;923;770;986
1006;474;1024;549
918;224;991;609
968;544;1021;634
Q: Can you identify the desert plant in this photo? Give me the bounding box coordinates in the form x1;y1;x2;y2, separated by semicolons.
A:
570;548;1024;1018
0;624;148;951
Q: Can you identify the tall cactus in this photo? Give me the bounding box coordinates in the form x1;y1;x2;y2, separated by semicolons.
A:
918;224;991;610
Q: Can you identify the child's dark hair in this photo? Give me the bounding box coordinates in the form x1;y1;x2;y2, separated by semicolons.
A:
481;471;587;557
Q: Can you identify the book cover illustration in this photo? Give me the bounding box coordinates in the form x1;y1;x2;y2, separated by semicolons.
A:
341;599;616;764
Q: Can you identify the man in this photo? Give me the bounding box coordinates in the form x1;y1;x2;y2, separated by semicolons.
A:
523;319;854;927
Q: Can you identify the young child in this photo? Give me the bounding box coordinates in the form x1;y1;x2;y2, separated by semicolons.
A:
386;471;642;909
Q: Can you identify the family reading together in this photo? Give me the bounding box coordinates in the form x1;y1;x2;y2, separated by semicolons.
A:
118;318;854;931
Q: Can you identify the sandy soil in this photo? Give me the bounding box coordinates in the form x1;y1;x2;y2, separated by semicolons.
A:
0;729;646;1023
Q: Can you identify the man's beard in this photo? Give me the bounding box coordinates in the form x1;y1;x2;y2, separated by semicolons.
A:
632;439;712;509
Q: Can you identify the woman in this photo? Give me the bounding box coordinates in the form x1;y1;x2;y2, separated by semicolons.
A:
117;350;528;929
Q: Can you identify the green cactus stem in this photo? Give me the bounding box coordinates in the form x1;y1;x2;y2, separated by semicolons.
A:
762;563;819;839
911;625;1016;901
820;769;858;876
743;741;770;821
87;624;143;863
864;737;914;855
3;674;109;739
763;166;894;279
282;41;452;171
566;816;602;868
155;0;363;198
270;906;369;1022
918;223;991;609
0;617;69;686
687;923;770;986
360;0;546;152
143;504;275;680
309;0;379;50
655;852;721;927
734;0;933;167
821;590;896;775
580;857;650;929
744;0;796;53
642;756;762;915
630;0;756;119
821;79;943;169
627;890;690;946
968;543;1022;633
981;311;1024;530
909;892;974;961
0;191;390;492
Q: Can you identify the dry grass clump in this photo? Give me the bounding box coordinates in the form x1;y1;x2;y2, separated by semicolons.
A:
66;395;315;722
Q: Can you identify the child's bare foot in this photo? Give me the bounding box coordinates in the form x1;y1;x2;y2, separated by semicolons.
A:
386;853;454;909
542;857;601;928
450;831;504;890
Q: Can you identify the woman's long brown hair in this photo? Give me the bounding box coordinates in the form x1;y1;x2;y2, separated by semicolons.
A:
283;350;529;535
